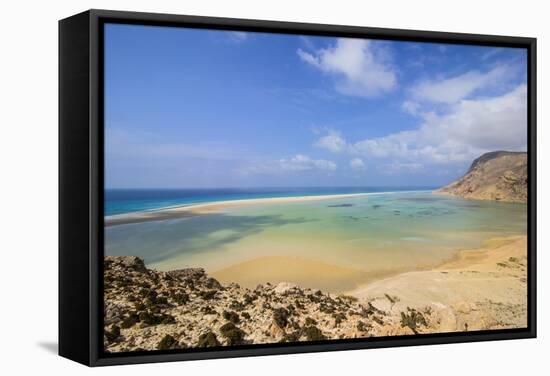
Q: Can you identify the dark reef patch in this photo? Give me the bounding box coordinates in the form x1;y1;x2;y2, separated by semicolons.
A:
327;203;355;208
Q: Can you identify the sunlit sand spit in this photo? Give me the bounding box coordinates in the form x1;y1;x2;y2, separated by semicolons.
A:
104;193;371;227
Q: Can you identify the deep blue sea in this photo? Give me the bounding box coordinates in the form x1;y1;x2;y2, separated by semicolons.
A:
104;187;436;216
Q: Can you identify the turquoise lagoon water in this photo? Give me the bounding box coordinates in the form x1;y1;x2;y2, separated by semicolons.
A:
104;187;433;216
104;190;527;288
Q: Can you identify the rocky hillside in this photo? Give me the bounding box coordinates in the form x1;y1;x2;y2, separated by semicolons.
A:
435;151;527;203
103;256;433;352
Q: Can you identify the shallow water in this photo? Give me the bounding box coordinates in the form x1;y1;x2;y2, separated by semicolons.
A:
105;191;527;289
104;187;434;216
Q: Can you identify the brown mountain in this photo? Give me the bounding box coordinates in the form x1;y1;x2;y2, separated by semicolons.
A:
435;151;527;203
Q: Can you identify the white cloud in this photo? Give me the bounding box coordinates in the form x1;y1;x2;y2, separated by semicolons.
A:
228;31;248;42
329;84;526;166
280;154;337;171
350;158;365;170
240;154;337;175
297;38;397;97
297;49;319;66
314;130;347;152
435;84;527;151
382;161;423;174
299;36;315;50
401;100;421;116
481;48;504;61
410;65;513;104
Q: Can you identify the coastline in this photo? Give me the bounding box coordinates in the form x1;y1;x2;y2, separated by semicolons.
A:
105;192;375;226
432;189;528;204
350;234;527;333
103;234;527;352
211;255;372;292
208;233;526;295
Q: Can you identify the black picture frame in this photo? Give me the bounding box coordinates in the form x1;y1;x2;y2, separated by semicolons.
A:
59;9;537;367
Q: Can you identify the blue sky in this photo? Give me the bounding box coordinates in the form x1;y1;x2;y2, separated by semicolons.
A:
104;23;527;188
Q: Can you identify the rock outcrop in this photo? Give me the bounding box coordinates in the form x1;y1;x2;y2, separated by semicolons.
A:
103;249;527;353
103;256;422;352
435;151;527;203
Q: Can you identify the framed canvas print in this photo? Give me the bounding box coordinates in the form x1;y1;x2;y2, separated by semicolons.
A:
59;9;536;366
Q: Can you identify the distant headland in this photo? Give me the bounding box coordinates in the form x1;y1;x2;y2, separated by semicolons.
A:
435;151;527;203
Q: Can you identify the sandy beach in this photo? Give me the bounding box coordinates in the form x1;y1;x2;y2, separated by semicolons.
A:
350;235;528;333
210;234;528;331
211;255;371;292
209;233;528;334
105;192;371;226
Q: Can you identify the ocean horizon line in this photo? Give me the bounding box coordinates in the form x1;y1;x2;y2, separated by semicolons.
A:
105;185;439;191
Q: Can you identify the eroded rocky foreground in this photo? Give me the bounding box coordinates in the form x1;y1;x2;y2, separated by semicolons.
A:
104;256;434;352
104;235;527;353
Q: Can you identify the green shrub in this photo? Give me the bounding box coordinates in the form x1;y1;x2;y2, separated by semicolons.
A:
172;292;189;305
104;325;121;342
200;290;218;300
161;314;176;324
201;306;217;315
243;294;257;305
157;334;178;350
156;296;168;305
303;325;325;341
339;295;358;303
319;304;335;314
229;300;245;311
308;294;321;303
400;307;427;334
280;330;301;343
357;321;369;332
120;313;139;329
305;317;317;326
219;322;246;345
273;308;290;328
362;302;383;317
384;293;399;304
138;311;154;325
332;312;346;326
223;310;240;324
197;331;220;347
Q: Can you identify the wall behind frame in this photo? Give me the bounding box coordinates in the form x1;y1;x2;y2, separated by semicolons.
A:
0;0;547;375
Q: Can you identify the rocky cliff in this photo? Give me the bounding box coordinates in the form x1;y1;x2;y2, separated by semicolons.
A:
435;151;527;203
